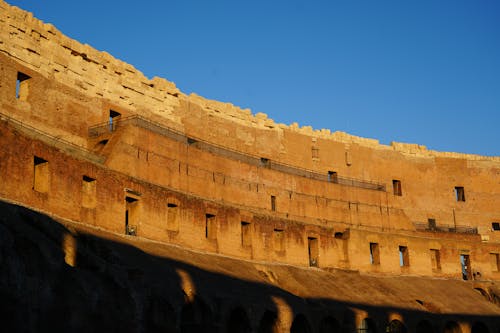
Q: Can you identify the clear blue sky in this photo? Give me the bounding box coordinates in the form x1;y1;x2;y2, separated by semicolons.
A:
8;0;500;156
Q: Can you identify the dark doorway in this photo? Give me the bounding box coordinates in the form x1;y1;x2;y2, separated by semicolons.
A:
386;320;406;333
319;316;340;333
226;307;251;333
415;320;434;333
257;310;278;333
444;321;462;333
290;314;311;333
471;322;489;333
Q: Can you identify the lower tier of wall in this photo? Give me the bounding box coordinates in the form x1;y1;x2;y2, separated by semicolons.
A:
0;199;499;333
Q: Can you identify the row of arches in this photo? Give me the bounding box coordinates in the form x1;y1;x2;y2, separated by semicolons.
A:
146;296;496;333
293;317;491;333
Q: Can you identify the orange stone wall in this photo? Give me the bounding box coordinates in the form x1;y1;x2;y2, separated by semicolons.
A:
1;0;499;282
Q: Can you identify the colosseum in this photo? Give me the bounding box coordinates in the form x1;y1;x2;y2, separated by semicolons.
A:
0;1;499;332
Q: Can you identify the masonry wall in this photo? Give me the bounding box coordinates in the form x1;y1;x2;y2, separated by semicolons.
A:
1;0;500;283
1;49;499;239
2;117;500;280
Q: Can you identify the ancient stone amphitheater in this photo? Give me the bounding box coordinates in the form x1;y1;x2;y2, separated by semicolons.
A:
0;1;499;332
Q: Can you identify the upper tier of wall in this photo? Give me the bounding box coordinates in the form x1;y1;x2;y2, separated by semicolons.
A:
0;0;498;161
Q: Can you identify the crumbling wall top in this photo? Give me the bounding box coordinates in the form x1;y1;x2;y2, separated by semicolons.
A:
1;0;498;162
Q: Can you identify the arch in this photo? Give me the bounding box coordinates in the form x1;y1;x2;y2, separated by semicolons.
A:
319;316;341;333
386;319;407;333
443;321;462;333
471;322;489;333
415;320;435;333
474;288;492;302
359;318;377;333
290;314;312;333
258;310;279;333
180;297;215;333
226;306;252;333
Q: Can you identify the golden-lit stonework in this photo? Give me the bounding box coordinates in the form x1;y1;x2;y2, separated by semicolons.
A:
0;1;499;332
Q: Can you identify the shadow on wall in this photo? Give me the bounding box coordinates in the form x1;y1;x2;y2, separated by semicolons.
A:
0;200;498;333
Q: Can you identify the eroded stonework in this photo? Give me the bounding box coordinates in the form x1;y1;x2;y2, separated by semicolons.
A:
0;1;500;332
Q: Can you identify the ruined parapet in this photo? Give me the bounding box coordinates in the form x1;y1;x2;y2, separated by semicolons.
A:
1;0;498;163
0;0;180;118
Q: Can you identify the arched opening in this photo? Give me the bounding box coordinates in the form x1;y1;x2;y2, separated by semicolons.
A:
444;321;462;333
358;318;377;333
471;322;489;333
180;297;214;333
226;307;251;333
474;288;492;302
290;314;311;333
415;320;434;333
258;310;278;333
386;320;406;333
319;316;340;333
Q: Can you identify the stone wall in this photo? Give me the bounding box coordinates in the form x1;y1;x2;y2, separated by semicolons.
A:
2;2;500;331
1;0;500;281
2;0;500;161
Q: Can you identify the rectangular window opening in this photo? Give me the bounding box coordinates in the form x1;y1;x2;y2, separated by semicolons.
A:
271;195;276;212
109;110;121;131
460;254;471;280
328;171;338;183
82;175;95;183
308;237;319;267
392;179;402;196
428;218;437;231
311;147;319;159
205;214;216;240
167;203;179;232
430;249;441;271
82;175;96;208
125;196;139;236
399;246;409;267
260;157;270;168
345;150;352;166
16;72;31;100
33;156;49;193
490;253;500;272
455;186;466;202
241;221;252;247
370;242;380;265
273;228;284;252
492;222;500;231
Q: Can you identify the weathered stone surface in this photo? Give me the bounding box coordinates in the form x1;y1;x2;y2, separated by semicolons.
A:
1;1;500;331
1;200;499;332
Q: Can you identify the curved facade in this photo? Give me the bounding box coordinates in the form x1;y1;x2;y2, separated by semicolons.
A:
0;1;500;332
